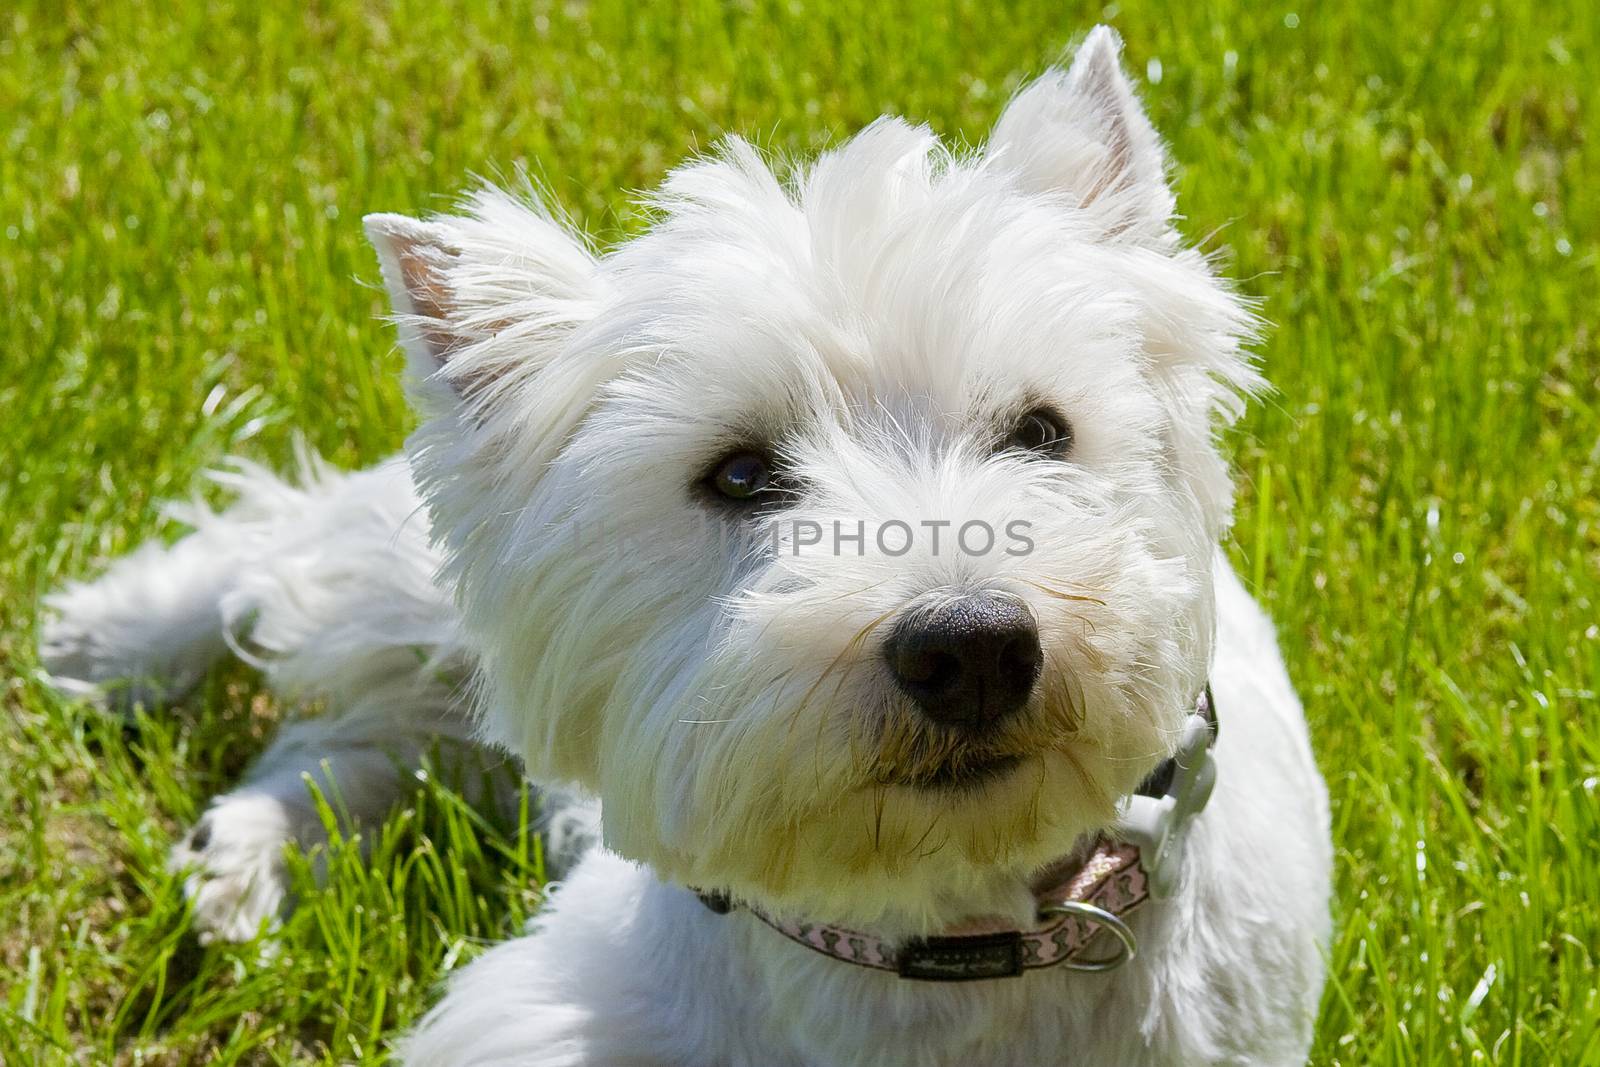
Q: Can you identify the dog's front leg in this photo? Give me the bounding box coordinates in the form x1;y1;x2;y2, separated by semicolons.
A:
171;706;492;943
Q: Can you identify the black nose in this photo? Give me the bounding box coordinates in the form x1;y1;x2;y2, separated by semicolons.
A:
883;592;1042;729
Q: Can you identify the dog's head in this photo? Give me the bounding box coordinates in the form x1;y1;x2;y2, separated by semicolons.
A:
368;27;1257;927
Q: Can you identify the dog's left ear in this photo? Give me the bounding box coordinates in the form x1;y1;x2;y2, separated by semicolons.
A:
987;26;1174;244
364;213;466;379
364;188;601;417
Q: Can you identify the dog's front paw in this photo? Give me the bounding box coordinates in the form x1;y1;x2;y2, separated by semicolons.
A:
170;794;293;944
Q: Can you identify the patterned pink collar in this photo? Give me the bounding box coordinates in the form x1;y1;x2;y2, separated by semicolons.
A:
742;839;1148;981
695;692;1218;982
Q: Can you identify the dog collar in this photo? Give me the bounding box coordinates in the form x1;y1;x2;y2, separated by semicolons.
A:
695;687;1218;982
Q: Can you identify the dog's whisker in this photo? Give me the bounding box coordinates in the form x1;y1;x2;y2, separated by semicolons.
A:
1018;577;1109;606
903;813;945;863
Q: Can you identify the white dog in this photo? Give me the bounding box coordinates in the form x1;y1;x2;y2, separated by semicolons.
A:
43;26;1330;1064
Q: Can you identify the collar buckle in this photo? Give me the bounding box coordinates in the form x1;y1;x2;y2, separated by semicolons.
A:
1116;706;1218;898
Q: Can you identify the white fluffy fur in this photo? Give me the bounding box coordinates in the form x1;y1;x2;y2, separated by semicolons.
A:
398;568;1326;1066
42;26;1330;1063
41;452;595;941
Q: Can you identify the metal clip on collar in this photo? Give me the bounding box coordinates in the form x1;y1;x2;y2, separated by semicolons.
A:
1117;711;1218;898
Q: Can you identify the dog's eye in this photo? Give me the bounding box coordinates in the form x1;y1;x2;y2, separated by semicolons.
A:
1005;408;1073;458
709;451;772;501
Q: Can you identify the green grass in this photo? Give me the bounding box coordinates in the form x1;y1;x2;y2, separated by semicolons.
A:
1;0;1596;1062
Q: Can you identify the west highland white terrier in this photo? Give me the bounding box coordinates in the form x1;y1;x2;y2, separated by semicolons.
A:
42;26;1331;1064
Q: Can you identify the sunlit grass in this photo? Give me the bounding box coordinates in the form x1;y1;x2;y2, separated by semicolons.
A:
2;0;1596;1062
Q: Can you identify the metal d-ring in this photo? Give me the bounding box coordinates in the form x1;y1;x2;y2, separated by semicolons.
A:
1036;899;1138;972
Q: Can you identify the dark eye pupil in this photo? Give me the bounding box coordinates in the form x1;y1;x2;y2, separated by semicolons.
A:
713;452;770;500
1018;415;1052;449
1009;410;1070;456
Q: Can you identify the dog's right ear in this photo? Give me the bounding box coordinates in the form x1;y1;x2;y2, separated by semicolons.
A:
363;188;601;415
986;26;1174;246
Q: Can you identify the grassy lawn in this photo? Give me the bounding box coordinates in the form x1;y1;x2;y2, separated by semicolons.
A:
2;0;1596;1063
